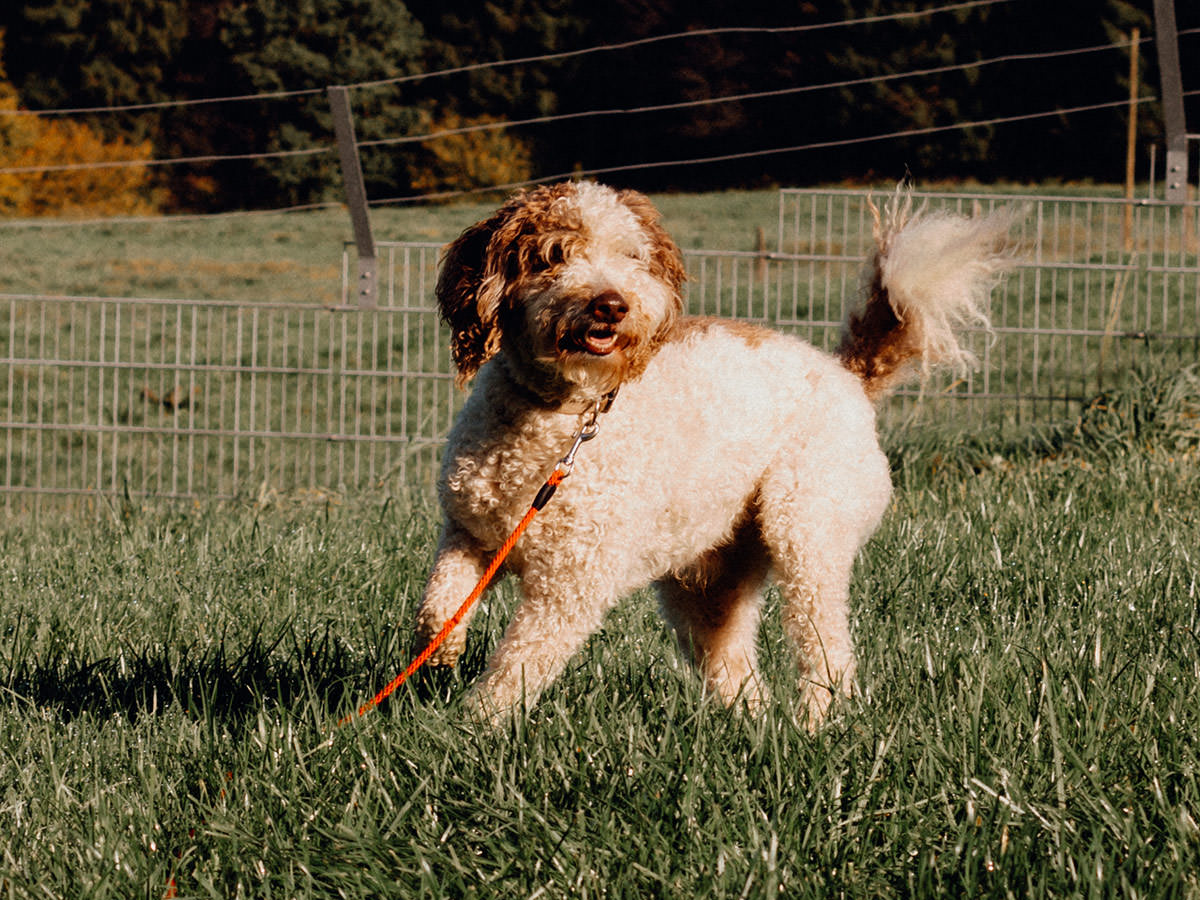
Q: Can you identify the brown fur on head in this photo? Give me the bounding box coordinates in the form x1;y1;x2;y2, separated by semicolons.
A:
435;181;686;398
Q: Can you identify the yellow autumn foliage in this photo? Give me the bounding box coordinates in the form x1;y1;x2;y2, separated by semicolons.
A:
0;32;159;217
408;111;534;198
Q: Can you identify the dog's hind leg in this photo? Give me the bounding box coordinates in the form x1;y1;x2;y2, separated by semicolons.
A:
770;538;859;725
757;445;892;726
657;518;772;709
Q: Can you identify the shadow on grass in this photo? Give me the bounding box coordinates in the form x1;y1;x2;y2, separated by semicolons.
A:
2;620;493;726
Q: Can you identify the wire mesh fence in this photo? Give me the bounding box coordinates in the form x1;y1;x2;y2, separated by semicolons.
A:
773;189;1200;424
2;188;1198;511
1;289;461;514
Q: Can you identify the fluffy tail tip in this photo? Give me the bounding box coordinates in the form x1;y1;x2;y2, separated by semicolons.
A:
839;188;1024;399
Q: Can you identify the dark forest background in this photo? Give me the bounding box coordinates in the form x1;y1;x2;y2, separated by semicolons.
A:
1;0;1197;212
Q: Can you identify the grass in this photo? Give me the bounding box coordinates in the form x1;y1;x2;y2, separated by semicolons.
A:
6;181;1132;300
0;189;785;303
1;367;1199;898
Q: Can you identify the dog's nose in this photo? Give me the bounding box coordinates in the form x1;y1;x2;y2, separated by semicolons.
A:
589;291;629;324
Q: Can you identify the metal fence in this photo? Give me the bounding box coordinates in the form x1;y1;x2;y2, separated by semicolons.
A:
2;189;1198;511
0;286;461;513
773;189;1200;422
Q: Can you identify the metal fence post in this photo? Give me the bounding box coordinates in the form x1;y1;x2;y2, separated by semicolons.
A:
328;85;378;308
1152;0;1188;203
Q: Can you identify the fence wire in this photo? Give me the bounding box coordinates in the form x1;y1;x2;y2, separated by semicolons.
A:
2;189;1198;511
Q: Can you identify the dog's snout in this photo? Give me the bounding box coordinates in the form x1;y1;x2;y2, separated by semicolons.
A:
589;291;629;324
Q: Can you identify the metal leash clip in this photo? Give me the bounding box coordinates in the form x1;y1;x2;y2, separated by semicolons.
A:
558;401;602;475
532;400;603;510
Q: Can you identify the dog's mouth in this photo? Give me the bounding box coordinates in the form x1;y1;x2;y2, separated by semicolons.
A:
564;323;626;357
582;325;621;356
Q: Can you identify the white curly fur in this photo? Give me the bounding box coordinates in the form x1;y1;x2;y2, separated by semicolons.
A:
415;180;1019;725
865;188;1022;380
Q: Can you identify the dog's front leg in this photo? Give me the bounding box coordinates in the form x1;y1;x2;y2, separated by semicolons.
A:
413;520;490;667
465;571;616;722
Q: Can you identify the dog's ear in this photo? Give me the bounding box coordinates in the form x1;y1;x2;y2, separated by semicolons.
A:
436;212;510;387
617;189;687;308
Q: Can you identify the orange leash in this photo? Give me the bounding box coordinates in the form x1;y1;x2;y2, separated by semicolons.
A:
166;468;575;897
338;404;603;726
167;403;609;896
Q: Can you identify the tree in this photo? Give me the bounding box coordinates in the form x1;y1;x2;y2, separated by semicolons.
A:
172;0;426;209
0;0;187;143
933;0;1157;182
1;0;1197;208
400;0;587;192
0;30;159;216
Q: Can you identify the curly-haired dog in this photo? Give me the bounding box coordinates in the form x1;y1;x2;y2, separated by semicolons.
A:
415;180;1018;724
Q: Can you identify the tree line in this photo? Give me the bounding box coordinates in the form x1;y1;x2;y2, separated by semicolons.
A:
0;0;1194;215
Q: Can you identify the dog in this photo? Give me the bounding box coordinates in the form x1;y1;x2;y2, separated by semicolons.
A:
414;180;1018;724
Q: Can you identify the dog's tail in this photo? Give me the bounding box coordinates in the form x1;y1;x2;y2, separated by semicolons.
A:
837;188;1022;400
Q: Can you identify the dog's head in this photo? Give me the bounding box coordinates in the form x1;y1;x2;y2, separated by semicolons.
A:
436;181;686;403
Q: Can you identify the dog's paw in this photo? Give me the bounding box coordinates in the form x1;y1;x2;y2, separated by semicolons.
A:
798;678;854;731
462;683;520;727
799;684;834;731
412;620;467;667
707;671;767;713
423;635;466;667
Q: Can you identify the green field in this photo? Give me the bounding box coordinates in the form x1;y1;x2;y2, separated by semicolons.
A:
2;187;1199;898
0;182;1142;302
0;189;791;304
0;363;1198;898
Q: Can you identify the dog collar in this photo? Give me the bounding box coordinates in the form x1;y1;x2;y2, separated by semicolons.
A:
494;358;620;417
552;387;620;417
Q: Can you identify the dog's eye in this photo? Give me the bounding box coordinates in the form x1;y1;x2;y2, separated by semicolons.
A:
530;244;564;273
505;252;523;280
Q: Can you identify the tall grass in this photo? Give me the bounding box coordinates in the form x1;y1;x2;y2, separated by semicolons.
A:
1;367;1198;898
